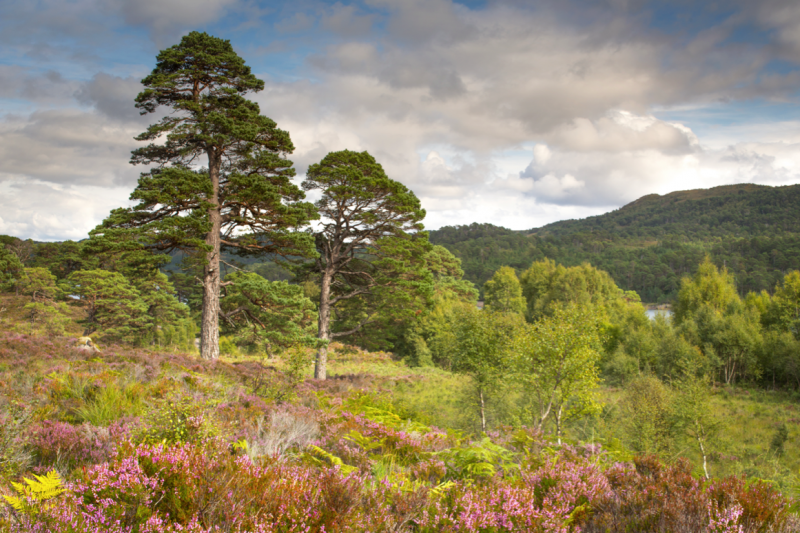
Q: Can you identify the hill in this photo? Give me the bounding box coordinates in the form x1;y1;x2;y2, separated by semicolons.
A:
533;183;800;240
430;184;800;301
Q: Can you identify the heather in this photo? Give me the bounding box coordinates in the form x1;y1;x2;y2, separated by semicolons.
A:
0;333;796;532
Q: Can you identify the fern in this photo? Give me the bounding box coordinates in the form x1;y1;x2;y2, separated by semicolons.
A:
3;470;65;512
435;437;519;480
305;445;357;475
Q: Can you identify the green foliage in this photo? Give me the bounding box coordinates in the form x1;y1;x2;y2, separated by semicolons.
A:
22;302;71;336
300;149;431;377
94;30;317;359
74;383;145;426
283;345;312;389
397;246;478;366
447;305;524;431
220;271;317;353
621;376;673;455
674;257;740;324
0;243;23;291
219;335;241;357
430;185;800;301
671;369;722;479
513;305;604;438
68;269;149;342
519;259;623;322
14;267;70;336
684;304;762;385
17;267;61;302
27;240;96;279
305;445;358;475
483;265;526;314
0;405;32;476
770;423;789;457
141;397;213;445
245;260;294;282
766;270;800;337
435;437;518;480
672;259;764;385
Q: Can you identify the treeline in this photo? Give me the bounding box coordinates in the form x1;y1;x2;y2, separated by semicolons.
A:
398;255;800;479
430;214;800;302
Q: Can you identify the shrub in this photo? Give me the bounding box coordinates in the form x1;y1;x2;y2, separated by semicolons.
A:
245;409;319;460
140;396;214;445
26;420;125;473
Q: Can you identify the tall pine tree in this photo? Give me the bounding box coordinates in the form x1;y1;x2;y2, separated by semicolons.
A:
93;32;316;359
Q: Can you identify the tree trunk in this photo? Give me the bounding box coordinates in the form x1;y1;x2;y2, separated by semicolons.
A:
479;387;486;433
698;436;709;480
314;268;333;379
555;404;563;445
200;153;221;360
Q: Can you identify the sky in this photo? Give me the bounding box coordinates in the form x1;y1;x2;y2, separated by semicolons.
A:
2;0;800;241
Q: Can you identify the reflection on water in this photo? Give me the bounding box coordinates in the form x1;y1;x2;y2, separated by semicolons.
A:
645;309;673;320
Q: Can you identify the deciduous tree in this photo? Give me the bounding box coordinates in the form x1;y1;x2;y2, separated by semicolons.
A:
483;266;526;315
513;305;604;441
449;305;524;432
671;368;721;479
674;256;738;324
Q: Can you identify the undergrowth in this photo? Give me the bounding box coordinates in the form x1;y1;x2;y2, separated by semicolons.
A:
0;332;796;532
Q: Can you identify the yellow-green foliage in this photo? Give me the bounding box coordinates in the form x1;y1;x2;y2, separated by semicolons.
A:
305;445;357;475
141;396;215;445
3;470;64;512
435;437;518;479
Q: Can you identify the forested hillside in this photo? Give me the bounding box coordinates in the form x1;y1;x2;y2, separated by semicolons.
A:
430;184;800;301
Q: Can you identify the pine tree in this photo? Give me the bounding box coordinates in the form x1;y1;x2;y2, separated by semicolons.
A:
0;243;24;291
301;150;430;379
92;32;316;359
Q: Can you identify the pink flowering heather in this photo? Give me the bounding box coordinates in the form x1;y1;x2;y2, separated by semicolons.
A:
415;455;610;532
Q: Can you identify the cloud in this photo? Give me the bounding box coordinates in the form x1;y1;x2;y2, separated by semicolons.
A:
248;1;800;231
0;109;141;187
0;178;132;241
3;0;800;240
274;11;315;34
75;73;145;121
321;3;375;37
368;0;475;45
755;1;800;57
120;0;241;45
546;111;700;153
0;66;81;104
516;134;800;211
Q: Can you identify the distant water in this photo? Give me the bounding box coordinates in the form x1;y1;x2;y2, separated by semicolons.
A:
645;309;673;320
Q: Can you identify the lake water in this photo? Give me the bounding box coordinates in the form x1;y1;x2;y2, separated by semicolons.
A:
645;309;673;320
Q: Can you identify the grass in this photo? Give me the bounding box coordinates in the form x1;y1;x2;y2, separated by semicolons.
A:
2;295;799;497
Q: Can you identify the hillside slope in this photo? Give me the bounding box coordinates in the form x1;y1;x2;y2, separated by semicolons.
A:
533;183;800;240
430;184;800;301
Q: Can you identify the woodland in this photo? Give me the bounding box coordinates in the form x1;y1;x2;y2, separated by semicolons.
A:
430;183;800;303
0;31;799;532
